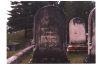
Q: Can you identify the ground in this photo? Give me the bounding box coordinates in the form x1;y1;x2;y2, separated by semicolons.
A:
7;51;87;63
68;52;87;63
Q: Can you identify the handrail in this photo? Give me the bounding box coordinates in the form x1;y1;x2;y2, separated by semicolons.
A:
7;45;35;64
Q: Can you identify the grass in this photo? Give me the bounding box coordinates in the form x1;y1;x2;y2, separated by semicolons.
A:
7;46;33;63
7;30;33;63
7;51;19;58
20;52;87;63
67;52;87;63
7;50;33;64
20;53;33;64
7;51;87;63
19;52;87;63
7;30;26;44
7;30;87;63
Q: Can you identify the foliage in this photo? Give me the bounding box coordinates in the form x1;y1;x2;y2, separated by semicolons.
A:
7;1;58;41
7;1;58;32
7;30;25;43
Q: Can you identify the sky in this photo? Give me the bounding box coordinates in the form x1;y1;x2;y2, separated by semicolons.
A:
0;0;12;22
0;1;12;64
5;1;12;21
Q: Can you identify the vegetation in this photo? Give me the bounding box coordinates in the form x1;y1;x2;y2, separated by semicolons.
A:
7;51;18;58
60;1;95;36
20;53;33;64
7;1;95;63
68;52;87;63
7;30;25;43
7;1;58;41
7;51;87;63
7;1;95;43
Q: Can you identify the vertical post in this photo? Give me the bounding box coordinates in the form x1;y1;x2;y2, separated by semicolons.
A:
88;8;95;55
33;16;36;45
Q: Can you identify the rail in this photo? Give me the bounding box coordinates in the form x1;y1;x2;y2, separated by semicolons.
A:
7;45;35;64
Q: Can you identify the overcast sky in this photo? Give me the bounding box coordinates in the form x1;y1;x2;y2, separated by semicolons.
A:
6;1;12;21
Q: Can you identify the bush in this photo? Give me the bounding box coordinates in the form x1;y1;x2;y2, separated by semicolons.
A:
7;30;25;44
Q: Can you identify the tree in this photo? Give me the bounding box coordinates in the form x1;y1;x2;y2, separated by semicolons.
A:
59;1;95;43
7;1;58;41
